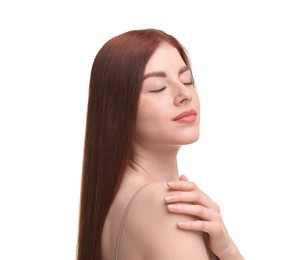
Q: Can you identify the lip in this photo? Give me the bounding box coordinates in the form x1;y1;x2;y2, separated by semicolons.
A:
173;109;197;123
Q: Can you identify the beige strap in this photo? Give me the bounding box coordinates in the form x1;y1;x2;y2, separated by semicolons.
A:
115;183;152;260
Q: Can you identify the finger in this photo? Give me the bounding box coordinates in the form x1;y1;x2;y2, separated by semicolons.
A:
167;203;216;221
167;180;197;191
179;175;189;181
167;181;215;208
176;220;208;232
177;220;221;236
165;191;213;208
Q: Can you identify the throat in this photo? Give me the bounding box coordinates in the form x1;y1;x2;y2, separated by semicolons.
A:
128;155;179;182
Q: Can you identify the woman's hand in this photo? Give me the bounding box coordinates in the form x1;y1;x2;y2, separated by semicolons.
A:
165;175;244;260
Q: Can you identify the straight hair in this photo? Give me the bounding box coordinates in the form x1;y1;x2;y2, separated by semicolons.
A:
77;29;191;260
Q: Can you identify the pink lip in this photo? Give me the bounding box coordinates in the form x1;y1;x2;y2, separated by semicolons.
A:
173;109;197;123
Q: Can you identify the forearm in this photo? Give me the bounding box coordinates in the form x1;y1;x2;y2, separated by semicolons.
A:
216;243;244;260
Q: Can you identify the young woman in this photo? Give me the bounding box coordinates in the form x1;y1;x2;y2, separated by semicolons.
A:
77;29;244;260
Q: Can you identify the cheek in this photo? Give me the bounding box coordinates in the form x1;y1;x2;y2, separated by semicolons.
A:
137;96;166;122
135;96;168;138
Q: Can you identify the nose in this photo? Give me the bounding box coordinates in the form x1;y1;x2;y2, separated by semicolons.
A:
173;82;192;106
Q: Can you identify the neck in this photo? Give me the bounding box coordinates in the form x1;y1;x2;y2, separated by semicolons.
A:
128;143;181;182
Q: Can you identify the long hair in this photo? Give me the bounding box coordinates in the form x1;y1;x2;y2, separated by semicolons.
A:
77;29;191;260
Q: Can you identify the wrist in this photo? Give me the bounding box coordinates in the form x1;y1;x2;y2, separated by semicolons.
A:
217;243;244;260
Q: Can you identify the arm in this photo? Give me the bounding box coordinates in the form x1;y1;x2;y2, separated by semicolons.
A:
165;175;245;260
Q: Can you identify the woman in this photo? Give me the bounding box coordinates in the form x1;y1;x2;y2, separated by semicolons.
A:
77;29;244;260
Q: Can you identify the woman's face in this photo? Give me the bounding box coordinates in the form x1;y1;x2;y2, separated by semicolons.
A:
134;44;200;148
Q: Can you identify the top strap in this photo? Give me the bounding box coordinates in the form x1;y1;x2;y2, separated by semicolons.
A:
115;183;153;260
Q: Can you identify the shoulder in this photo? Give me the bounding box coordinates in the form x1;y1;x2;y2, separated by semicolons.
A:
125;182;210;260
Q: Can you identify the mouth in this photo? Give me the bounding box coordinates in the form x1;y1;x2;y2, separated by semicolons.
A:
173;109;197;123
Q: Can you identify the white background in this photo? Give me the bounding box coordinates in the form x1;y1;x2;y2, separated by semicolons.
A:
0;1;303;259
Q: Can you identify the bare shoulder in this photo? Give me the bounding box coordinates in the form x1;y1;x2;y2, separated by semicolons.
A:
125;182;210;260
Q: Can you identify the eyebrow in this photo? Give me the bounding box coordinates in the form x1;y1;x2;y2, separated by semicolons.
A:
142;65;190;80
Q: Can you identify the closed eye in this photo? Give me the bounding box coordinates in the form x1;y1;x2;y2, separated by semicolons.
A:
183;81;195;87
150;86;167;93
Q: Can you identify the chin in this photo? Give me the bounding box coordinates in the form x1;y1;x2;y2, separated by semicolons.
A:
178;132;200;145
182;137;199;145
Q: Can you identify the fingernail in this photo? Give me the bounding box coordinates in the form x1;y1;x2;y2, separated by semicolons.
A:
164;195;173;202
177;222;186;227
167;204;176;210
167;181;173;187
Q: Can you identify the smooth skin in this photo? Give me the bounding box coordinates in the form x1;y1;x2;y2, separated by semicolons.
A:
166;175;244;260
101;43;244;260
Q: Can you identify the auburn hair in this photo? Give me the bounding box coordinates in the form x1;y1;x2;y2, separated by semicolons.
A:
77;29;191;260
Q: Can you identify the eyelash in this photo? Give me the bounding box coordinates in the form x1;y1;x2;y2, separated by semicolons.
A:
150;87;167;93
184;81;194;87
149;81;195;93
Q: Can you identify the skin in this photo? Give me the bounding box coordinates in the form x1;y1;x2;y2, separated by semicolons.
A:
101;43;244;260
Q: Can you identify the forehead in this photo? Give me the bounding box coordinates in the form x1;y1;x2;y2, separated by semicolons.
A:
144;44;186;74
